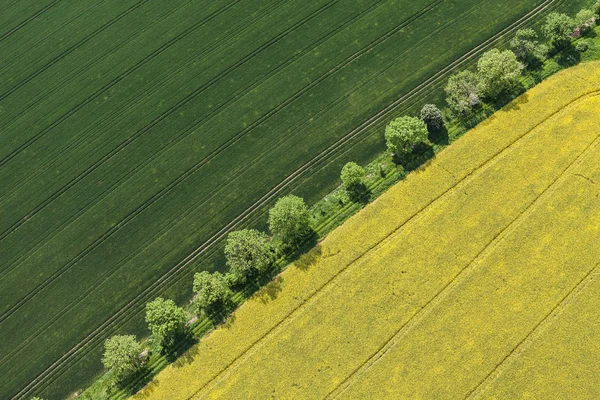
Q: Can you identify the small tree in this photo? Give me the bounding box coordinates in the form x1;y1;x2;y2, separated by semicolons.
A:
268;195;311;247
420;104;444;131
385;116;429;156
193;271;231;315
510;29;547;65
145;298;187;351
542;13;575;47
340;162;365;188
444;70;480;116
102;335;144;383
476;49;523;100
574;9;597;33
340;161;366;198
225;229;275;283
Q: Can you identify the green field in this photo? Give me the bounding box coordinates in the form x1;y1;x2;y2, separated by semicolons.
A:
0;0;588;398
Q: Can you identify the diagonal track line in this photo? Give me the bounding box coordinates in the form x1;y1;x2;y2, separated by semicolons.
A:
465;261;600;399
0;0;62;43
188;84;596;400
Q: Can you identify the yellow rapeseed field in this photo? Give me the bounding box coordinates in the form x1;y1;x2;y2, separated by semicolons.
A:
135;62;600;400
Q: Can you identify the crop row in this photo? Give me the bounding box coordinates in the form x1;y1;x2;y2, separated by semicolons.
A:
1;0;580;396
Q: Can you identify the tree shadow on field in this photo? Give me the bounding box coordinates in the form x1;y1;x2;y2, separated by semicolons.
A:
395;143;436;173
172;340;199;368
556;43;581;68
504;92;530;112
256;275;284;304
295;244;323;271
348;183;371;205
428;125;449;146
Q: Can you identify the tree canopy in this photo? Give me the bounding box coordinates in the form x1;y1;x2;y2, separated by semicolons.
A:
444;70;480;116
268;195;311;247
574;9;597;32
145;297;187;350
476;49;523;99
225;229;275;282
510;28;547;65
384;116;429;155
542;13;575;46
193;271;231;314
102;335;144;383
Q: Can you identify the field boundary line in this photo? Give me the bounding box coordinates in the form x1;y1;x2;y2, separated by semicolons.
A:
0;0;62;42
466;261;600;399
327;119;600;399
0;0;439;242
188;87;596;400
0;0;442;340
9;1;563;397
0;0;333;321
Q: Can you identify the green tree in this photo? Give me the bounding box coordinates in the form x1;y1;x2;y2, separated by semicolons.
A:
102;335;144;383
476;49;523;100
340;162;366;189
444;70;480;116
384;116;429;155
225;229;275;282
145;297;187;350
542;13;575;47
193;271;231;314
510;29;547;65
420;104;444;131
268;195;311;247
574;9;597;33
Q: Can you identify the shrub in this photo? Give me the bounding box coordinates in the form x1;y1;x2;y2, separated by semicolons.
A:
576;41;589;52
574;9;597;33
268;195;311;248
225;229;275;282
476;49;523;100
193;271;231;315
444;70;480;116
384;116;429;155
102;335;144;384
420;104;444;131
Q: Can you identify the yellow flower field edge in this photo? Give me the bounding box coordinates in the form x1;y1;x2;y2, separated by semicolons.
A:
133;61;600;399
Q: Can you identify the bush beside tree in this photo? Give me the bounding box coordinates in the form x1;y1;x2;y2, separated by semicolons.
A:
420;104;444;131
340;162;366;199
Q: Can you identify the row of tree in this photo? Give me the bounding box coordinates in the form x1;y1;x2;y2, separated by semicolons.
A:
99;195;313;387
93;5;599;394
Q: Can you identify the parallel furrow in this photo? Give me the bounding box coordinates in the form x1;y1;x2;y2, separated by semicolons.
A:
0;0;62;43
10;0;560;398
328;127;600;399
